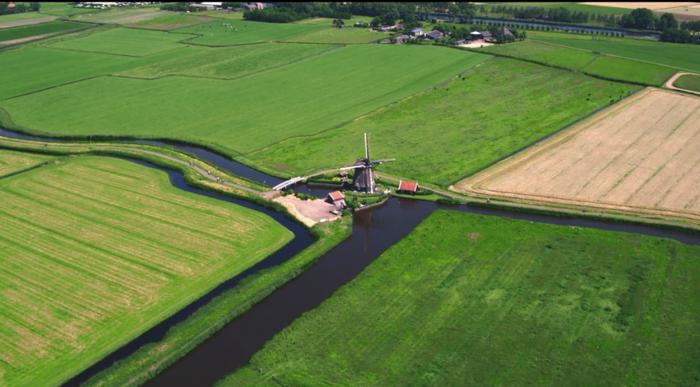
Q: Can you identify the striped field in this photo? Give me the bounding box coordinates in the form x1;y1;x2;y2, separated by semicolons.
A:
0;149;55;177
0;154;293;386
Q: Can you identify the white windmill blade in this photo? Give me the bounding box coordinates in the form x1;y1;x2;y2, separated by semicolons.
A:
339;165;364;171
372;158;396;164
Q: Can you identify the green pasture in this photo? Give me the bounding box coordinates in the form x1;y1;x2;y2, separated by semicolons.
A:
0;148;55;177
0;20;86;42
1;44;484;155
673;73;700;92
48;27;189;56
0;46;135;100
0;11;48;25
250;58;636;186
224;210;700;386
119;43;336;79
176;18;327;45
285;26;387;44
0;154;292;387
481;38;677;85
530;31;700;73
132;13;213;30
38;2;100;17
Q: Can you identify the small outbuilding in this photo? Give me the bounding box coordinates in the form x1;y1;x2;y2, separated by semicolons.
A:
426;30;444;40
326;190;346;209
397;180;419;194
470;31;483;40
410;27;424;37
392;34;410;44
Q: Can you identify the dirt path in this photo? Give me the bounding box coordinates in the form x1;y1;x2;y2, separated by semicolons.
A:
0;33;56;47
665;71;700;95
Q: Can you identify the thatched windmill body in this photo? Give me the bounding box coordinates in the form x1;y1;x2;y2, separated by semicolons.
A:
340;133;394;194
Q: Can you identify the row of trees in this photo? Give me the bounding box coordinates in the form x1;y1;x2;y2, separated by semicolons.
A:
483;5;593;24
243;2;351;23
0;2;40;15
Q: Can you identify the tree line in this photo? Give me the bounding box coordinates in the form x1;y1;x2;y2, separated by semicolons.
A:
0;2;40;15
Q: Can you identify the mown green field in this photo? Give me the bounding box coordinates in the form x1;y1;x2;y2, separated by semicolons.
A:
0;46;136;100
224;210;700;386
0;154;292;387
1;44;485;154
250;58;637;186
0;20;86;42
285;26;386;44
68;7;165;25
673;73;700;92
118;43;336;79
176;18;327;45
132;13;213;30
48;27;189;56
530;31;700;73
0;11;49;25
38;2;101;17
0;148;54;176
481;38;677;85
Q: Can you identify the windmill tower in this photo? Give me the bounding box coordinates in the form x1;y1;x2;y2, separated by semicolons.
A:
340;133;394;194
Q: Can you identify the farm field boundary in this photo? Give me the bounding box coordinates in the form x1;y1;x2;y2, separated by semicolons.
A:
666;72;700;95
453;87;700;226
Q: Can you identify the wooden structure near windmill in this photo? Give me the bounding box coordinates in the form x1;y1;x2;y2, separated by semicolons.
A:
340;133;394;194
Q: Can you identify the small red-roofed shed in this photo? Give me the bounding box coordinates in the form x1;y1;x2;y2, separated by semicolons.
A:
326;190;346;209
398;180;418;194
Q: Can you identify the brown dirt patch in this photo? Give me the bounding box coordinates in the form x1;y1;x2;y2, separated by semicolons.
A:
452;88;700;224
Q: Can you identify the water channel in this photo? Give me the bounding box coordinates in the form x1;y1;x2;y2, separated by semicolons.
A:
1;128;698;386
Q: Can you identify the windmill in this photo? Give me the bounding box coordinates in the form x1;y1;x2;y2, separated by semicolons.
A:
340;133;394;194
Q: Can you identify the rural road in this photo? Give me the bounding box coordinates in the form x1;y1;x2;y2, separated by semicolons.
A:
664;71;700;95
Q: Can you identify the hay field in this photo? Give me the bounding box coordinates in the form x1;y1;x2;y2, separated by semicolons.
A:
224;210;700;386
0;149;55;176
0;155;292;386
454;88;700;222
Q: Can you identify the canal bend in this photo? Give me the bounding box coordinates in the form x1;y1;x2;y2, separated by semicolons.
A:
0;129;698;387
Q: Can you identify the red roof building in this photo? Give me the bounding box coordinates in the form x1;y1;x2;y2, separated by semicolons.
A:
327;191;346;209
398;180;418;193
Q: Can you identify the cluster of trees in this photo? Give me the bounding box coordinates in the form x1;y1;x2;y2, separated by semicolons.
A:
0;2;40;15
244;2;351;23
620;8;698;43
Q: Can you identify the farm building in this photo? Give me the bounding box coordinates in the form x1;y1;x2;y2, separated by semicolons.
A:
470;31;483;40
392;34;410;44
426;30;444;40
326;191;346;209
410;28;424;37
397;180;419;194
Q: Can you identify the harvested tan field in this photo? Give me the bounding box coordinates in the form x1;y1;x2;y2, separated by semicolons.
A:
453;88;700;223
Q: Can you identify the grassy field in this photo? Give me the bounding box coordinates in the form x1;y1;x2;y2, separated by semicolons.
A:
530;31;700;73
0;148;55;176
285;26;386;44
176;18;327;45
86;217;352;387
38;2;101;17
0;44;485;155
673;73;700;92
481;38;678;85
0;20;86;42
118;43;336;79
0;154;292;387
48;27;189;56
249;58;637;186
0;46;136;100
224;210;700;386
132;13;213;30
